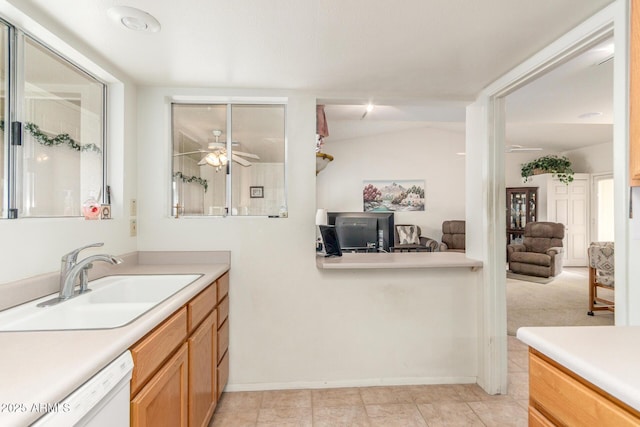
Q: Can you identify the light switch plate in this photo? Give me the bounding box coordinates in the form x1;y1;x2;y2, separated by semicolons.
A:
130;219;137;237
130;199;137;216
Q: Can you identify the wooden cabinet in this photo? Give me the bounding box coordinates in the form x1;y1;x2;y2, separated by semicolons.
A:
131;342;189;427
528;349;640;426
216;272;230;399
631;0;640;186
188;311;217;427
130;271;230;427
130;308;187;396
506;187;537;244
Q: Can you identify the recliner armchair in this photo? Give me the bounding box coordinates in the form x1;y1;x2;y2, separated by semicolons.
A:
440;220;465;252
507;222;564;278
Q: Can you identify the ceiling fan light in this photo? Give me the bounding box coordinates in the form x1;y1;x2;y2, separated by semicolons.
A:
204;153;218;166
219;154;228;164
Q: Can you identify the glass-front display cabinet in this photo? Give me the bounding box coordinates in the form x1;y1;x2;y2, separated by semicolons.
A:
506;187;538;244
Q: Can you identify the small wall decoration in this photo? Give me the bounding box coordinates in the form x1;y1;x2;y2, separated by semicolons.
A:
250;186;264;198
100;204;111;220
363;180;425;212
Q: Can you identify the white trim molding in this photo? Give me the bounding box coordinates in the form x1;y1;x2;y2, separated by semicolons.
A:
467;0;627;394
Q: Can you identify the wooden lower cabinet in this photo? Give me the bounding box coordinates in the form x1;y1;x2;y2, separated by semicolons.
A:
529;349;640;426
131;342;189;427
188;310;217;427
130;273;230;427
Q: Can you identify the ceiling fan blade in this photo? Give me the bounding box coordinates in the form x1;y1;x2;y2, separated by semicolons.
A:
233;150;260;160
232;154;252;167
507;147;543;152
174;150;207;156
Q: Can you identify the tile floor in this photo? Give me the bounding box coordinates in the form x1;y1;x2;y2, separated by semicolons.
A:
209;336;530;426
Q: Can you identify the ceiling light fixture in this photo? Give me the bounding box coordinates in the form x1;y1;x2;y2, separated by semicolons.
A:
361;103;374;120
107;6;161;33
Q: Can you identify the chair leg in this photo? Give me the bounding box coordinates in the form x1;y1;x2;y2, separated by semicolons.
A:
588;267;596;315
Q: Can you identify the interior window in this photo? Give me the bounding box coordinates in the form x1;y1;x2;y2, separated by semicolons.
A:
0;23;7;218
17;36;105;217
171;102;286;217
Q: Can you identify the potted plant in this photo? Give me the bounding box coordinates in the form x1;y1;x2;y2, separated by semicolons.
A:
521;155;574;184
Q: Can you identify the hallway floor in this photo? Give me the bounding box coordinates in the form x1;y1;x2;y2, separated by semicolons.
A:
209;336;529;426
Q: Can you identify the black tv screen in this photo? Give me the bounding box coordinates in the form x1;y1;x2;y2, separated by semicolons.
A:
335;217;378;250
327;212;395;252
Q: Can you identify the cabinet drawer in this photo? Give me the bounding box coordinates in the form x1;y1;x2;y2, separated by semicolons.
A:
131;307;187;395
529;352;640;426
217;295;229;325
188;283;216;333
217;318;229;364
217;350;229;400
217;272;229;303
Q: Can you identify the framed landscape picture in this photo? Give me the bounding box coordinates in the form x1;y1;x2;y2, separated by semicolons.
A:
363;180;425;212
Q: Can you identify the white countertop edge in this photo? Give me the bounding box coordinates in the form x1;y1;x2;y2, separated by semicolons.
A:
517;326;640;412
317;252;482;270
0;263;229;427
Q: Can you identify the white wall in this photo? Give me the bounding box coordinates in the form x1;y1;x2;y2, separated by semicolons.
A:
562;141;613;174
317;126;466;240
0;3;138;284
137;87;481;389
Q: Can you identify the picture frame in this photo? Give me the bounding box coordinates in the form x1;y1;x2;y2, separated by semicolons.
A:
250;186;264;198
363;179;425;212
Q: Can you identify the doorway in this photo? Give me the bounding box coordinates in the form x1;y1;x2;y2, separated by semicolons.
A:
593;173;615;241
466;2;626;394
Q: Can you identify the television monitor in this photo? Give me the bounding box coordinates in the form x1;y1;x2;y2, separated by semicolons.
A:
319;225;342;257
327;212;395;252
335;217;378;250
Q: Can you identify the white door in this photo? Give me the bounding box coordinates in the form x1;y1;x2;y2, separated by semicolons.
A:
547;176;589;266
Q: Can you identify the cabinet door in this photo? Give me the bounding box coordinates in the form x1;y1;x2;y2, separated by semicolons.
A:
188;310;217;427
131;342;189;427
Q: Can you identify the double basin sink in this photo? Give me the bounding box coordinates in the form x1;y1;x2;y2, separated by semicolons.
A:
0;274;202;331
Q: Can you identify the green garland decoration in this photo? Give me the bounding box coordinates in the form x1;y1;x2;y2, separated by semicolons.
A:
24;122;101;154
173;171;208;192
0;120;101;154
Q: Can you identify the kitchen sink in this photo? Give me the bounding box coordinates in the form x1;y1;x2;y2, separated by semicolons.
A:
0;274;202;331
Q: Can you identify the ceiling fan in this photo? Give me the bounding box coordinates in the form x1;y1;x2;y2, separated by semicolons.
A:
505;144;543;153
174;130;260;171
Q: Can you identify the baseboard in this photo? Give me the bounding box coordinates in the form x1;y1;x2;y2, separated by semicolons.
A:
224;376;477;392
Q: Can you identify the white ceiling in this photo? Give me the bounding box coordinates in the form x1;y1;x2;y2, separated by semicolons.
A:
10;0;615;150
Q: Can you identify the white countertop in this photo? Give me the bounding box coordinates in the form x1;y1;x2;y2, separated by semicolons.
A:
0;260;229;427
517;326;640;411
317;251;483;270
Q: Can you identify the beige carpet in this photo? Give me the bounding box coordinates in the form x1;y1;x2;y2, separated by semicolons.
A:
507;267;614;336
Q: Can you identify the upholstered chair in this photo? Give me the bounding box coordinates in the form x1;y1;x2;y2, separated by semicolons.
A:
587;241;614;315
439;220;466;252
393;225;439;252
507;222;564;278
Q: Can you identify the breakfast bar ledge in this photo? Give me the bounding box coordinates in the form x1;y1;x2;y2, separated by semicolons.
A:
316;251;482;270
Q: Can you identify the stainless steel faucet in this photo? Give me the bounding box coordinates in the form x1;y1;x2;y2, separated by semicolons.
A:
59;254;122;300
38;243;122;307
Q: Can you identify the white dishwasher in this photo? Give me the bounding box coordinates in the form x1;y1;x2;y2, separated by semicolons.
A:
32;350;133;427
